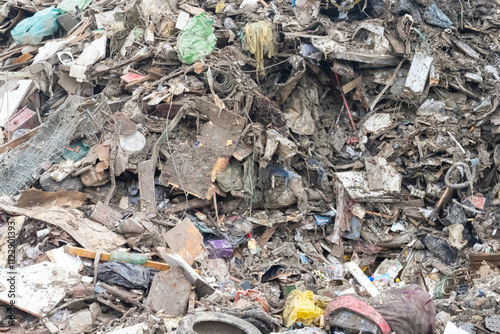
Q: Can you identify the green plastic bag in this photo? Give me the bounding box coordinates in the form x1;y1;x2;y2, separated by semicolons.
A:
57;0;92;13
177;13;217;64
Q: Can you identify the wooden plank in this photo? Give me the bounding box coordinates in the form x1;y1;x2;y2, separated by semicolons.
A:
232;143;254;161
178;3;205;15
65;246;170;271
100;283;144;309
404;53;433;95
89;201;123;228
258;225;278;248
0;199;126;252
165;198;210;214
138;160;156;216
16;189;88;209
342;75;362;94
0;125;38;154
429;64;439;86
97;297;127;314
469;253;500;271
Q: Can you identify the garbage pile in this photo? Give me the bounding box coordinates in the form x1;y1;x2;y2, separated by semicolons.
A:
0;0;499;332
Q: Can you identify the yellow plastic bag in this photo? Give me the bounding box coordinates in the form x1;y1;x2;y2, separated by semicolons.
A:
282;289;325;328
244;21;277;78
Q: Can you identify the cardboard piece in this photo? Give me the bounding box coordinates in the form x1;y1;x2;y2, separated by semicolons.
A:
163;218;204;265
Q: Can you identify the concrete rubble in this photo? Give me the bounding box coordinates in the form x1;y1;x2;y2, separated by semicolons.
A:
0;0;499;333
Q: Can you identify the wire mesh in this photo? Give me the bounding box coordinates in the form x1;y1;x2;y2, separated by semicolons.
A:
0;94;110;196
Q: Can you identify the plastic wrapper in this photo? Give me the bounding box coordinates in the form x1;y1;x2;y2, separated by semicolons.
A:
244;21;277;77
57;0;91;13
424;3;453;29
11;8;61;45
205;239;233;259
421;235;458;265
97;262;158;290
177;13;216;64
282;290;325;328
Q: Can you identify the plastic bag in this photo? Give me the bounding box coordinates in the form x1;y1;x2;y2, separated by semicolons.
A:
282;290;325;328
244;21;277;77
177;13;216;64
97;262;159;290
11;8;61;45
57;0;92;13
424;3;453;29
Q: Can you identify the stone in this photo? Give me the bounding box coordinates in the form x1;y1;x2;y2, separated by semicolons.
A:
146;266;191;316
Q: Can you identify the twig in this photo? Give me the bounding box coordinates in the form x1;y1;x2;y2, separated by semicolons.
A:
370;59;405;111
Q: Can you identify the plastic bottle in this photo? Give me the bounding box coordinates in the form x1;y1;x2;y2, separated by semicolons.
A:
109;251;149;265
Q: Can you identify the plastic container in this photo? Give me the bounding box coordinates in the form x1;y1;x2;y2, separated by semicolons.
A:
119;131;146;154
177;13;217;64
11;8;61;45
205;239;233;259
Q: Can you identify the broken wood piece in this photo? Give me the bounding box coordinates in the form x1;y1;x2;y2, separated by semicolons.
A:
0;199;126;252
97;297;127;314
66;18;91;42
151;104;187;170
164;198;210;214
342;75;362;94
99;283;145;309
178;3;205;15
429;64;439;86
404;53;433;95
370;59;405;111
454;40;480;59
89;201;123;228
138;160;156;217
232;143;254;161
327;181;349;259
16;189;88;209
65;246;170;271
258;225;278;248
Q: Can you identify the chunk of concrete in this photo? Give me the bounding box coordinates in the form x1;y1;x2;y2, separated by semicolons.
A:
146;266;191;316
67;309;94;333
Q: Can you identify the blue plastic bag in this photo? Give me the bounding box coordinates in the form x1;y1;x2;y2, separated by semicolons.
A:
11;8;61;45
